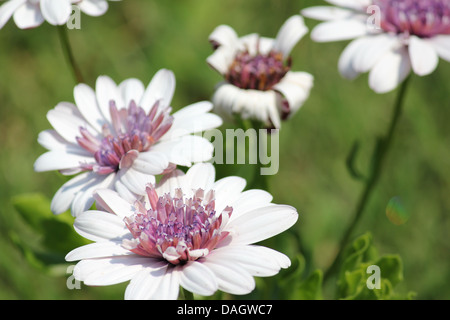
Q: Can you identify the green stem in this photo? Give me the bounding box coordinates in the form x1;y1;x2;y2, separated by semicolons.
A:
57;26;84;84
249;162;269;190
323;76;411;285
182;288;194;300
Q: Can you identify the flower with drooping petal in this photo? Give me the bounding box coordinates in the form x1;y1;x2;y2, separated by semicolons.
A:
34;69;222;217
302;0;450;93
65;163;298;300
207;15;314;129
0;0;119;29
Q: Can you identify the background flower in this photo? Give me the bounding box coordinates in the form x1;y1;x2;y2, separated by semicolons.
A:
302;0;450;93
207;15;313;128
0;0;119;29
34;69;222;216
66;163;298;299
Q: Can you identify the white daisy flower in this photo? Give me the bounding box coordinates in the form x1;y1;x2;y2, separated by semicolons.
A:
0;0;119;29
34;69;222;217
302;0;450;93
207;15;314;129
65;163;298;300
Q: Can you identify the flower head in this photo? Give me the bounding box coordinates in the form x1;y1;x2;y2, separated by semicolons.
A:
122;185;231;265
302;0;450;93
207;15;314;128
66;163;298;299
34;69;222;216
0;0;117;29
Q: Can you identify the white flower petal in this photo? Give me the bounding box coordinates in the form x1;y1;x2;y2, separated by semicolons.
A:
338;36;372;80
211;245;290;277
352;33;400;73
409;35;439;77
74;256;151;286
95;75;122;122
151;135;214;167
125;264;179;300
33;150;92;172
202;257;255;295
94;188;136;218
114;178;139;203
229;189;273;222
238;33;261;56
369;46;411;93
155;169;187;196
70;172;115;217
257;36;276;55
0;0;26;29
273;15;308;58
426;35;450;62
169;100;213;119
46;102;92;144
78;0;108;17
119;167;156;196
209;24;239;48
66;241;133;261
212;176;246;214
273;71;313;116
324;0;371;11
206;45;237;75
311;18;368;42
40;0;72;25
132;151;169;175
179;261;218;296
213;84;281;128
74;83;105;133
74;209;129;242
245;245;291;270
183;162;216;192
37;129;86;153
225;204;298;245
162;102;222;141
50;172;94;215
119;78;145;108
140;69;175;112
301;6;356;21
13;1;44;29
211;82;242;121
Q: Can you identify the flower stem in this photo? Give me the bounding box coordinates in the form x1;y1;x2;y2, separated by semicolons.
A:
249;162;269;191
324;76;411;285
57;26;84;84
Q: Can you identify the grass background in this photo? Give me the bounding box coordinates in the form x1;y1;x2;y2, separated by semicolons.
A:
0;0;449;299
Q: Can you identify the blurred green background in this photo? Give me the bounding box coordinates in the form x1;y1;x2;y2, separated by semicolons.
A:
0;0;449;299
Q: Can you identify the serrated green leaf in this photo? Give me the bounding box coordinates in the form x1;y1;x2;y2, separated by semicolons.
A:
375;255;403;287
340;269;364;298
339;232;378;283
337;232;413;300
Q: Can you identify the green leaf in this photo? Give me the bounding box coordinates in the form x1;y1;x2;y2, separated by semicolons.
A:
375;255;403;287
294;269;323;300
337;232;414;300
279;254;305;286
346;141;366;181
339;232;378;282
11;193;89;258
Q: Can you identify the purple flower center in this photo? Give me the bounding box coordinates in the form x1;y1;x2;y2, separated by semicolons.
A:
226;49;291;91
123;185;232;265
373;0;450;37
77;100;173;175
